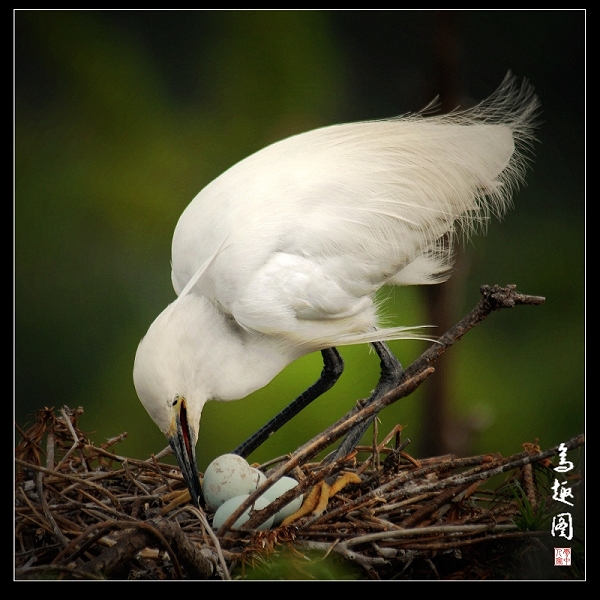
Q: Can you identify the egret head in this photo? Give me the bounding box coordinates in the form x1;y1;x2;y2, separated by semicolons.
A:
133;301;207;508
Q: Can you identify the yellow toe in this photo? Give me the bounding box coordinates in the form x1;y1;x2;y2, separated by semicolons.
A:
280;472;361;526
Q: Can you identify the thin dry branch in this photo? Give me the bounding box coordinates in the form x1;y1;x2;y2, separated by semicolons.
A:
15;286;585;580
219;285;546;533
15;405;583;580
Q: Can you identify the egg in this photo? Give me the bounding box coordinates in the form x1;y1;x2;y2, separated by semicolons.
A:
262;476;303;525
203;455;303;530
212;494;274;531
202;454;266;511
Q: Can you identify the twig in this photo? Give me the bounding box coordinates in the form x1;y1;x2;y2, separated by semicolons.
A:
343;522;520;547
398;483;472;529
82;521;185;579
36;472;70;548
15;285;584;580
46;430;55;471
151;445;174;461
16;564;105;580
302;540;389;570
217;450;358;535
17;486;55;536
123;460;152;496
387;529;552;552
55;407;87;472
382;435;584;502
302;436;583;530
218;286;545;534
16;459;123;510
399;285;545;386
184;505;231;580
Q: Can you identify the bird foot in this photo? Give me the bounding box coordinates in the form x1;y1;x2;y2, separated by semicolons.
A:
281;472;361;526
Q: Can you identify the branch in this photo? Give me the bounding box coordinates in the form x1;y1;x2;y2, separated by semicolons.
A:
401;284;545;382
218;285;546;534
80;519;214;580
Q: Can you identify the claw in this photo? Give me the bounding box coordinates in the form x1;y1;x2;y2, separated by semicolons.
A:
281;472;362;526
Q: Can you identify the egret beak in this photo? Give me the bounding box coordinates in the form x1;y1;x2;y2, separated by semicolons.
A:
168;399;203;508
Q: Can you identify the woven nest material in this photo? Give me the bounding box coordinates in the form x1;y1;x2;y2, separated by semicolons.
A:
15;406;584;580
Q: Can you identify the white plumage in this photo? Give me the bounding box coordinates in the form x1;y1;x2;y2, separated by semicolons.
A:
133;73;539;507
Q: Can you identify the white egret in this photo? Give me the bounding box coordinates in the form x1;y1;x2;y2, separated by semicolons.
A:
133;73;539;508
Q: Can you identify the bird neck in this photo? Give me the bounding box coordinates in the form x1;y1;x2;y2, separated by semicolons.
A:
172;293;300;402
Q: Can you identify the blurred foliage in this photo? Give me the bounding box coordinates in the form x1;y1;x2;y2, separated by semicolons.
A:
232;546;362;580
15;10;584;472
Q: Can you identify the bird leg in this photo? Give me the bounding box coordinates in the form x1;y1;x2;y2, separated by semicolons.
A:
284;342;402;525
231;347;344;458
324;341;403;466
235;342;400;525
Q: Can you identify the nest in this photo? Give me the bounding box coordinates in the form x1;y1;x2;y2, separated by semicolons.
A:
15;406;584;580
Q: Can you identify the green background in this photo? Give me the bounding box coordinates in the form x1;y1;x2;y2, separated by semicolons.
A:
15;10;584;472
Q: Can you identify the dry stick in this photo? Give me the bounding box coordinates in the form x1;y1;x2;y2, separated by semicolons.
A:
183;505;231;580
16;459;123;510
307;434;584;532
219;368;432;535
36;472;70;548
55;407;87;472
84;445;171;472
75;488;138;521
382;434;584;503
305;452;501;529
303;479;430;530
301;527;546;572
388;529;552;552
16;564;105;581
342;522;520;548
392;284;545;386
302;540;389;570
398;483;472;529
123;459;152;495
521;461;537;510
247;455;357;528
371;493;437;516
81;521;186;579
219;285;546;534
46;430;55;471
52;521;119;565
51;519;203;580
17;486;55;536
297;525;531;573
85;444;190;490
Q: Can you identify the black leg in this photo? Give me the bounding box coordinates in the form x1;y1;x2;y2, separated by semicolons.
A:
232;347;344;458
323;341;403;464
